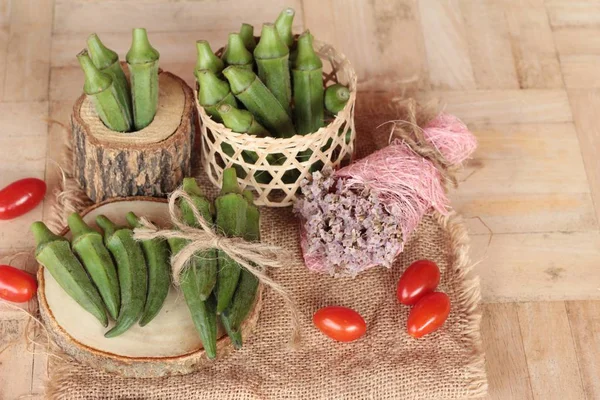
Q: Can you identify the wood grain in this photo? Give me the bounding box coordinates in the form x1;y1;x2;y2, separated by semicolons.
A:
420;90;573;124
505;5;563;88
1;0;600;398
546;1;600;28
460;0;520;89
3;0;52;102
419;0;475;90
518;302;586;399
566;301;600;400
305;0;428;91
472;232;600;302
0;0;10;102
481;303;533;400
554;28;600;55
569;90;600;234
561;55;600;88
53;0;304;34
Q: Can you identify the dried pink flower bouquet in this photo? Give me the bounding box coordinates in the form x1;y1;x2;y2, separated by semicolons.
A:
294;113;477;277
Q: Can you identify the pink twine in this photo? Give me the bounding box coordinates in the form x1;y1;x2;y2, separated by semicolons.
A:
422;113;477;165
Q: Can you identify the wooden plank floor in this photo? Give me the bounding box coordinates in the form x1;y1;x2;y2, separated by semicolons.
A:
1;1;599;399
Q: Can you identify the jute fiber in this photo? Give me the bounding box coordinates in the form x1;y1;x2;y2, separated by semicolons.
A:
46;103;487;399
199;39;357;207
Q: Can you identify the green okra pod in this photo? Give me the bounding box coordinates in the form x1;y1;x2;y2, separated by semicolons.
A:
218;103;269;137
254;23;292;116
220;311;242;349
324;83;350;115
215;168;248;313
239;23;257;52
218;103;277;184
68;213;120;320
292;30;324;135
126;212;171;327
195;69;237;122
87;33;133;124
178;178;218;300
180;279;218;359
222;33;253;70
126;28;160;131
195;40;224;76
97;215;148;338
221;190;260;346
77;50;132;132
32;221;108;327
275;7;295;48
223;66;296;138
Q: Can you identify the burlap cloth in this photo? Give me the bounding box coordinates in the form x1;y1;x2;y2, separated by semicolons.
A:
45;103;487;399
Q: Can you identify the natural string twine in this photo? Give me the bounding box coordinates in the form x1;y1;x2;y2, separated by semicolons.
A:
382;99;461;188
132;188;303;347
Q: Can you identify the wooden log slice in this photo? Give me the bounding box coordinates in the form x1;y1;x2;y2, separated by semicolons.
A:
72;71;195;202
37;198;263;378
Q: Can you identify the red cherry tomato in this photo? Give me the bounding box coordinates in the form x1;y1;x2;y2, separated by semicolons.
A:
407;292;450;338
0;265;38;303
397;259;440;305
313;306;367;342
0;178;46;220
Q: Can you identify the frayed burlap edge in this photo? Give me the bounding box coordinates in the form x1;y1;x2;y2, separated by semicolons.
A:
434;212;487;397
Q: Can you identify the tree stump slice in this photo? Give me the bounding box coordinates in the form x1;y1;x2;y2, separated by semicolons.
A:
72;71;195;202
37;198;263;378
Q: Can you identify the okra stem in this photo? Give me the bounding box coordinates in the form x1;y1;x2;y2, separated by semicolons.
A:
239;23;257;52
126;28;160;131
195;69;238;122
221;167;241;195
324;83;350;115
275;8;295;48
195;40;224;76
222;33;253;70
254;23;292;115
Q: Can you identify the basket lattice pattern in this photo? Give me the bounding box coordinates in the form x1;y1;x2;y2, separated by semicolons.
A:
196;39;357;207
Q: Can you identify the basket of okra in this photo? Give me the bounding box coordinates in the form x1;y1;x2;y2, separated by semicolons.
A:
194;8;357;207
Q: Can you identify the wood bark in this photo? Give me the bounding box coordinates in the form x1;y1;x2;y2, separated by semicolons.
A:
71;72;195;202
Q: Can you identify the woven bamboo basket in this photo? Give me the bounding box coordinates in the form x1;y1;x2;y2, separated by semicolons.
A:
196;39;357;207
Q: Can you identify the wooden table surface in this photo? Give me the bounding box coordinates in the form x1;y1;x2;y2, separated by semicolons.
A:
1;1;599;399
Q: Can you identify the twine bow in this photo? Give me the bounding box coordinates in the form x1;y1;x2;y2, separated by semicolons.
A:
133;188;302;347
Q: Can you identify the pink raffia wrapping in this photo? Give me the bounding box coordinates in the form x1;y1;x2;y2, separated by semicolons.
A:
335;141;449;240
423;113;477;165
296;112;477;276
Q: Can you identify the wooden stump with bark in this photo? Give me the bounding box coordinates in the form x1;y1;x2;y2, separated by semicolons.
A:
71;71;195;202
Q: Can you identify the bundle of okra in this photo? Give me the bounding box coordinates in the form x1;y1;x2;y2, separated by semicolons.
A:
195;7;350;141
77;28;160;133
32;170;260;358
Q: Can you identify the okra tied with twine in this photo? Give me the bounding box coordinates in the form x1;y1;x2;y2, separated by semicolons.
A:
131;178;302;346
126;28;160;131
